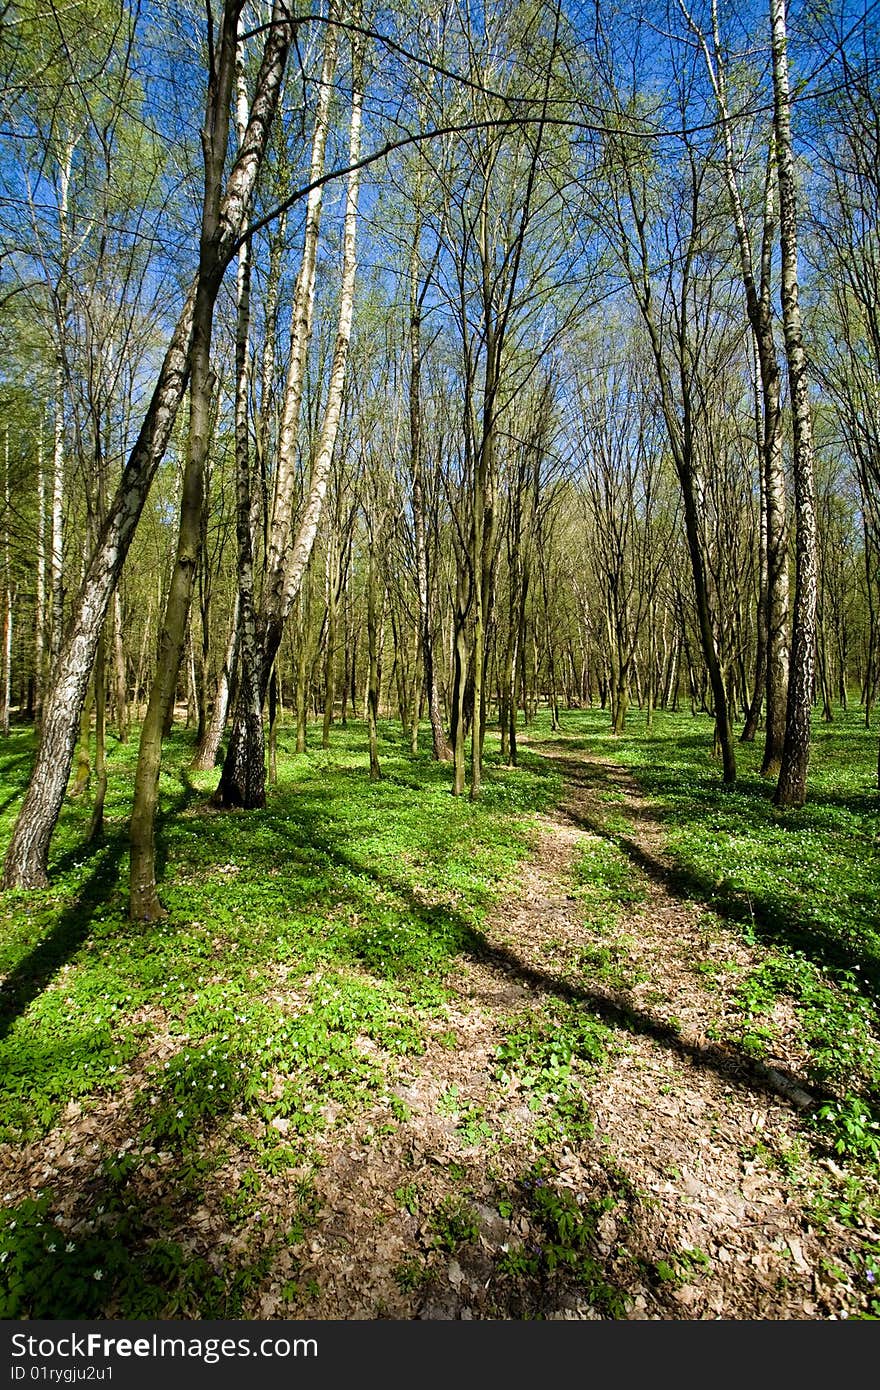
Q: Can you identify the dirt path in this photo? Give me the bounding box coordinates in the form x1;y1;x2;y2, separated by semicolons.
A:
3;739;871;1319
270;740;868;1320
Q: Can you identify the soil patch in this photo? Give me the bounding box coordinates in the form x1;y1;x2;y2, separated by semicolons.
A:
254;740;873;1319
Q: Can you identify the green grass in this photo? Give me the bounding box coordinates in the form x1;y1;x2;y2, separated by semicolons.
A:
0;715;560;1317
545;705;880;1159
594;707;880;988
428;1194;480;1252
495;1001;612;1146
493;1159;636;1318
3;699;880;1316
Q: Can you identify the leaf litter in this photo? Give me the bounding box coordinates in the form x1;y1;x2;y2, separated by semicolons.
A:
1;741;877;1319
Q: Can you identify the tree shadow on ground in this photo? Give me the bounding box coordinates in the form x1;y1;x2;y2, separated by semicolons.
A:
288;822;830;1113
542;751;880;1007
0;747;851;1320
0;783;197;1040
0;1012;683;1321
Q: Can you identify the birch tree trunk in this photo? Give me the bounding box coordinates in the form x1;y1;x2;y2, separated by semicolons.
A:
742;395;769;742
204;30;265;802
216;6;341;803
2;0;293;889
770;0;818;809
50;366;64;666
33;429;46;725
210;226;264;800
129;0;246;920
192;592;239;770
219;25;365;805
49;140;74;668
681;0;790;772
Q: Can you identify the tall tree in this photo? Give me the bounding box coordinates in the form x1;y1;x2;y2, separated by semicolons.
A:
2;0;294;888
217;12;366;807
770;0;818;809
129;0;246;921
678;0;790;775
599;46;741;781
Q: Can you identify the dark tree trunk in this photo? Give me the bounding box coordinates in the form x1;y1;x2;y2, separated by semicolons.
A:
1;0;292;889
130;3;255;920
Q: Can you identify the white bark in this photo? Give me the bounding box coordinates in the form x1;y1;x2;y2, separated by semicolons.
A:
279;53;364;624
193;591;239;769
217;23;366;806
264;5;341;626
770;0;818;807
2;1;293;888
50;141;73;663
34;426;46;721
50;364;65;663
679;0;789;769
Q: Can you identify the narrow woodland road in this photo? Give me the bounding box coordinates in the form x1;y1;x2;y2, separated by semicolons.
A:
277;738;870;1320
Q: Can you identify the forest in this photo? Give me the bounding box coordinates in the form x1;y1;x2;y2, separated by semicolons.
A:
0;0;878;1323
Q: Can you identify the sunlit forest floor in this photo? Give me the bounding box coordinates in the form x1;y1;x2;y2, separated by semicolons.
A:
0;708;878;1319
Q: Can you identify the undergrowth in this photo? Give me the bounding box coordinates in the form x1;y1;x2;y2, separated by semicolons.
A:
0;717;559;1317
3;701;879;1318
554;704;880;1311
560;708;880;1135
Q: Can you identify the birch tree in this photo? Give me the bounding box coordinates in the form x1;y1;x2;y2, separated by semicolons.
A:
678;0;790;775
769;0;818;808
217;12;366;807
2;0;294;888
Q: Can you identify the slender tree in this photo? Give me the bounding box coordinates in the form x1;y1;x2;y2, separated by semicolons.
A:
2;0;294;888
770;0;818;809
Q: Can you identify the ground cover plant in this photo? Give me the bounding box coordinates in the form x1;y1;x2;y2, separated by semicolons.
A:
3;0;880;1327
580;704;880;1312
597;706;880;1114
1;707;879;1319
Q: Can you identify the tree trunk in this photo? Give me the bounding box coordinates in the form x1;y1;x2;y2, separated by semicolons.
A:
111;588;129;741
742;392;768;742
87;634;107;842
33;430;46;726
322;537;339;749
771;0;818;809
129;318;216;917
69;685;93;799
213;62;264;808
683;1;790;772
219;30;364;805
185;622;198;730
366;537;382;781
1;0;292;890
192;591;239;770
409;628;422;755
408;229;451;762
49;142;73;669
130;2;254;920
268;669;279;785
645;602;656;731
294;589;311;756
450;569;469;795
